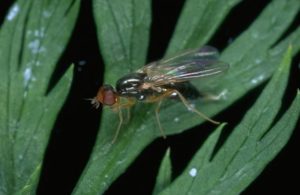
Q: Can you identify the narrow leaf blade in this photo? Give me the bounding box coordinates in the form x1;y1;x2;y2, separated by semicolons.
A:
73;0;151;194
159;46;299;195
74;1;300;194
166;0;242;54
0;1;79;194
92;0;151;83
153;148;172;195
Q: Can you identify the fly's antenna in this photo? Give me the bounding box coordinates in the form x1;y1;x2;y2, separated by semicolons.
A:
85;97;101;109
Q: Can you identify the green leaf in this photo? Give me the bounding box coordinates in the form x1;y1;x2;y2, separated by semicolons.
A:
153;148;172;195
166;0;242;54
159;123;225;194
159;46;300;194
74;0;300;194
73;0;151;194
92;0;151;84
0;1;79;194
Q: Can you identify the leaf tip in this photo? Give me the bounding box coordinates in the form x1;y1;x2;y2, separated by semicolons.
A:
218;122;227;128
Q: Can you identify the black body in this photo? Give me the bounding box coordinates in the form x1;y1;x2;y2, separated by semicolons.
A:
116;73;154;101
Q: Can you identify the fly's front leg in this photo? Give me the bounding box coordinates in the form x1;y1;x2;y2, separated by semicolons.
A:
112;98;135;123
111;107;123;144
111;98;136;143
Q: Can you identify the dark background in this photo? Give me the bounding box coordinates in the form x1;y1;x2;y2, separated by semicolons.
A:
1;0;299;194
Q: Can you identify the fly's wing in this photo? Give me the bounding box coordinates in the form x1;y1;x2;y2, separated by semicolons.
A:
138;46;229;86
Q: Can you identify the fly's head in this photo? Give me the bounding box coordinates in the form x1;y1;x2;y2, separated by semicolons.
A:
91;84;118;108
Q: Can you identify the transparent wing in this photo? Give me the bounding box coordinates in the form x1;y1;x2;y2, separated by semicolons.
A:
138;46;229;86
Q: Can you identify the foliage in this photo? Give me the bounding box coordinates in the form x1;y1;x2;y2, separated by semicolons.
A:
0;0;79;194
0;0;299;194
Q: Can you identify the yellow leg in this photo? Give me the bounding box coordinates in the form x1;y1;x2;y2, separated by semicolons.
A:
119;98;134;124
124;107;131;124
172;89;220;125
111;98;135;143
112;107;123;143
155;100;167;139
147;89;219;125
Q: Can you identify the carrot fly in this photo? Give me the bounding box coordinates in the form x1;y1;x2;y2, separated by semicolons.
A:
91;46;229;143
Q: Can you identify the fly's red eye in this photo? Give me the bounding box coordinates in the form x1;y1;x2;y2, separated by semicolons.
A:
102;89;117;106
96;85;117;106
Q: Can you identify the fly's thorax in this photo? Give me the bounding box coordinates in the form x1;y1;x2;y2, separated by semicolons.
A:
116;73;148;100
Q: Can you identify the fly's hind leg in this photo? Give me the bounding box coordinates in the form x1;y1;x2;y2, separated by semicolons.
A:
147;89;219;139
171;89;220;125
199;89;228;102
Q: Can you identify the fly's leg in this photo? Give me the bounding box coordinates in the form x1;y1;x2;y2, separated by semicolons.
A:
120;98;135;123
111;107;123;144
146;91;178;138
199;89;228;101
111;98;136;143
147;89;219;139
155;100;167;139
124;108;131;124
171;89;220;125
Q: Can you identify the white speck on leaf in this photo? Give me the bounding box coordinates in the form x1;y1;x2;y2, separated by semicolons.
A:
23;68;32;86
36;61;41;66
9;120;19;133
174;117;180;122
189;168;197;177
28;39;46;54
251;31;259;39
255;59;262;64
116;159;126;165
43;10;52;18
33;27;45;38
233;166;248;180
102;182;107;187
136;125;146;133
251;74;265;84
28;39;40;54
140;125;146;130
34;30;39;37
7;4;20;21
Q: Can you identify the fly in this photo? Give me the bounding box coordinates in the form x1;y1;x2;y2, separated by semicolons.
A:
91;46;229;142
